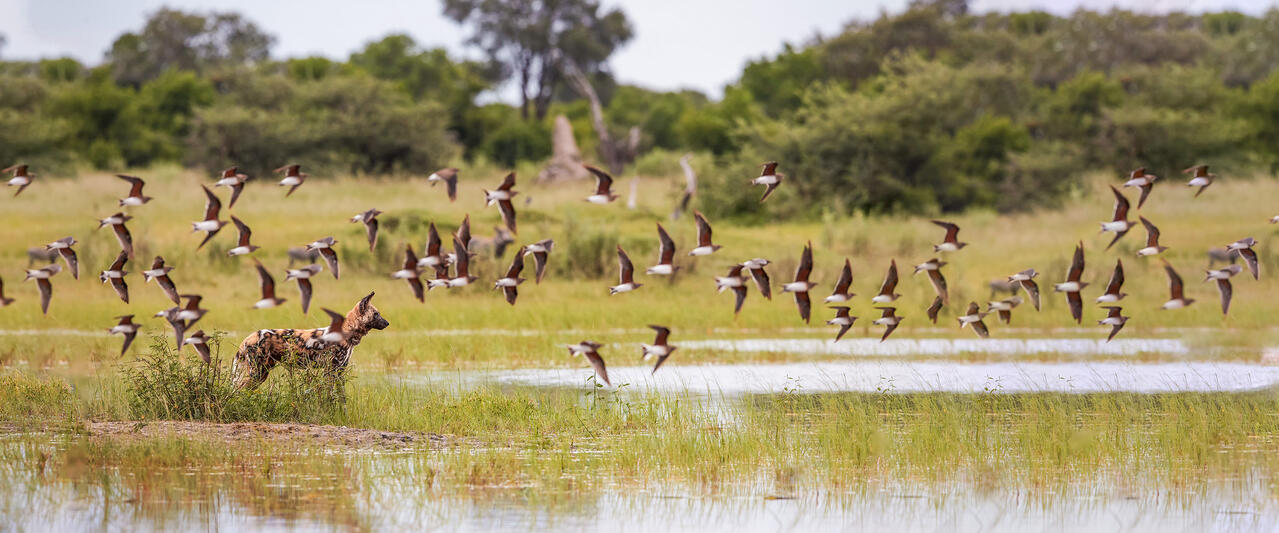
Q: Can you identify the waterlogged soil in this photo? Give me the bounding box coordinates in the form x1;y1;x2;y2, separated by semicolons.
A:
6;421;448;449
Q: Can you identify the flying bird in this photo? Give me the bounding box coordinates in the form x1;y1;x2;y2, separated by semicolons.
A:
319;308;347;344
1160;259;1195;310
1098;306;1129;342
1053;242;1087;324
931;221;968;252
5;164;33;196
456;214;473;250
484;172;518;234
252;260;286;309
176;294;208;327
1136;216;1167;257
688;211;722;256
115;174;152;207
24;263;61;315
715;264;749;316
494;246;526;305
1226;237;1259;280
350;208;383;252
418;222;447;272
1183;164;1214;197
825;258;855;303
275;164;307;196
742;258;772;300
646;224;678;275
1100;185;1132;250
782;241;818;323
872;259;901;304
427;167;459;202
109;315;140;356
957;302;990;338
227;216;259;256
1096;259;1126;304
914;258;949;304
1205;264;1242;316
142;256;180;305
183;330;212;364
827;306;857;341
1008;269;1041;311
567;341;610;386
45;237;78;280
285;264;322;314
583;164;619;204
433;236;477;289
927;295;944;324
752;161;784;203
641;325;676;374
1123;167;1158;209
986;296;1022;325
306;237;340;279
214;166;250;208
392;245;425;303
610;245;643;295
873;307;903;342
192;185;226;250
100;212;134;258
99;251;130;303
523;239;554;284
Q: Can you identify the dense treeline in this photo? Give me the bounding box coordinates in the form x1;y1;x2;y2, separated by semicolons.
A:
4;2;1279;217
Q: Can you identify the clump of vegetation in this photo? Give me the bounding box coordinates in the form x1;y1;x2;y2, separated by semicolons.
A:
123;333;348;424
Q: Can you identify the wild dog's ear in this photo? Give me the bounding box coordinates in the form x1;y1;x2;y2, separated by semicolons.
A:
358;291;375;314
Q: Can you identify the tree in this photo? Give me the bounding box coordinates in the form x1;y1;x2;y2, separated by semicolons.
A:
106;8;274;86
443;0;632;120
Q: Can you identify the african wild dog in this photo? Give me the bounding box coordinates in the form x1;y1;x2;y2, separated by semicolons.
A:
231;291;389;389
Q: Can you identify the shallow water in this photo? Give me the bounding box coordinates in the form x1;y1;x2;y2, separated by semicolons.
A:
480;360;1279;394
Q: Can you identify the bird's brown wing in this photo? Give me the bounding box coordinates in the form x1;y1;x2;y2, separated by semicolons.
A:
408;277;425;303
202;185;222;220
794;291;812;324
1165;260;1185;300
255;261;276;298
502;285;517;305
972;319;990;338
1140;216;1160;247
1137;183;1153;209
617;246;635;284
1110;185;1130;222
751;267;772;300
110;278;129;303
113;224;134;258
426;223;442;256
760;162;778;176
453;236;470;277
1068;243;1085;281
759;181;781;203
1217;279;1232;316
833;259;852;293
365;219;379;252
694;211;714;247
880;260;899;295
298;278;313;314
498;200;517;234
731;285;747;315
880;321;900;343
232;216;253;247
109;250;128;272
497;172;516;191
585;165;613;195
158;276;179;305
1021;279;1041;311
117;174;146;197
505;251;525;278
932;220;961;243
58;248;78;280
320;248;340;280
586;352;610;386
927;269;948;304
1239;248;1260;280
1067;291;1083;324
533;251;549;284
37;278;51;315
650;325;671;346
1105;259;1124;294
927;296;943;324
657;224;676;264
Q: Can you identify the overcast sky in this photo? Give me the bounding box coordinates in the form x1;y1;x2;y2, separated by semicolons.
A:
0;0;1271;100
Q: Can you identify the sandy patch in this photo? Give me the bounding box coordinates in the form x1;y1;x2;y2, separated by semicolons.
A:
73;421;448;449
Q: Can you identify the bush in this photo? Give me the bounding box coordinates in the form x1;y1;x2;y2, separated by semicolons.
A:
124;333;347;423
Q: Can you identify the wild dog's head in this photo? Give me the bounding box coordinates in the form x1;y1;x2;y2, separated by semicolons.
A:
344;291;389;345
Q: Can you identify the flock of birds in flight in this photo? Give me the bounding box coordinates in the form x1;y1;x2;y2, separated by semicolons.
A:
1;161;1270;386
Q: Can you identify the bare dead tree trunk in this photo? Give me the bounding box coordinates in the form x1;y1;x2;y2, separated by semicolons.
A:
672;153;697;220
559;56;638;176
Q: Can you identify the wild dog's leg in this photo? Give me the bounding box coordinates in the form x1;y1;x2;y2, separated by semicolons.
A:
232;331;282;390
